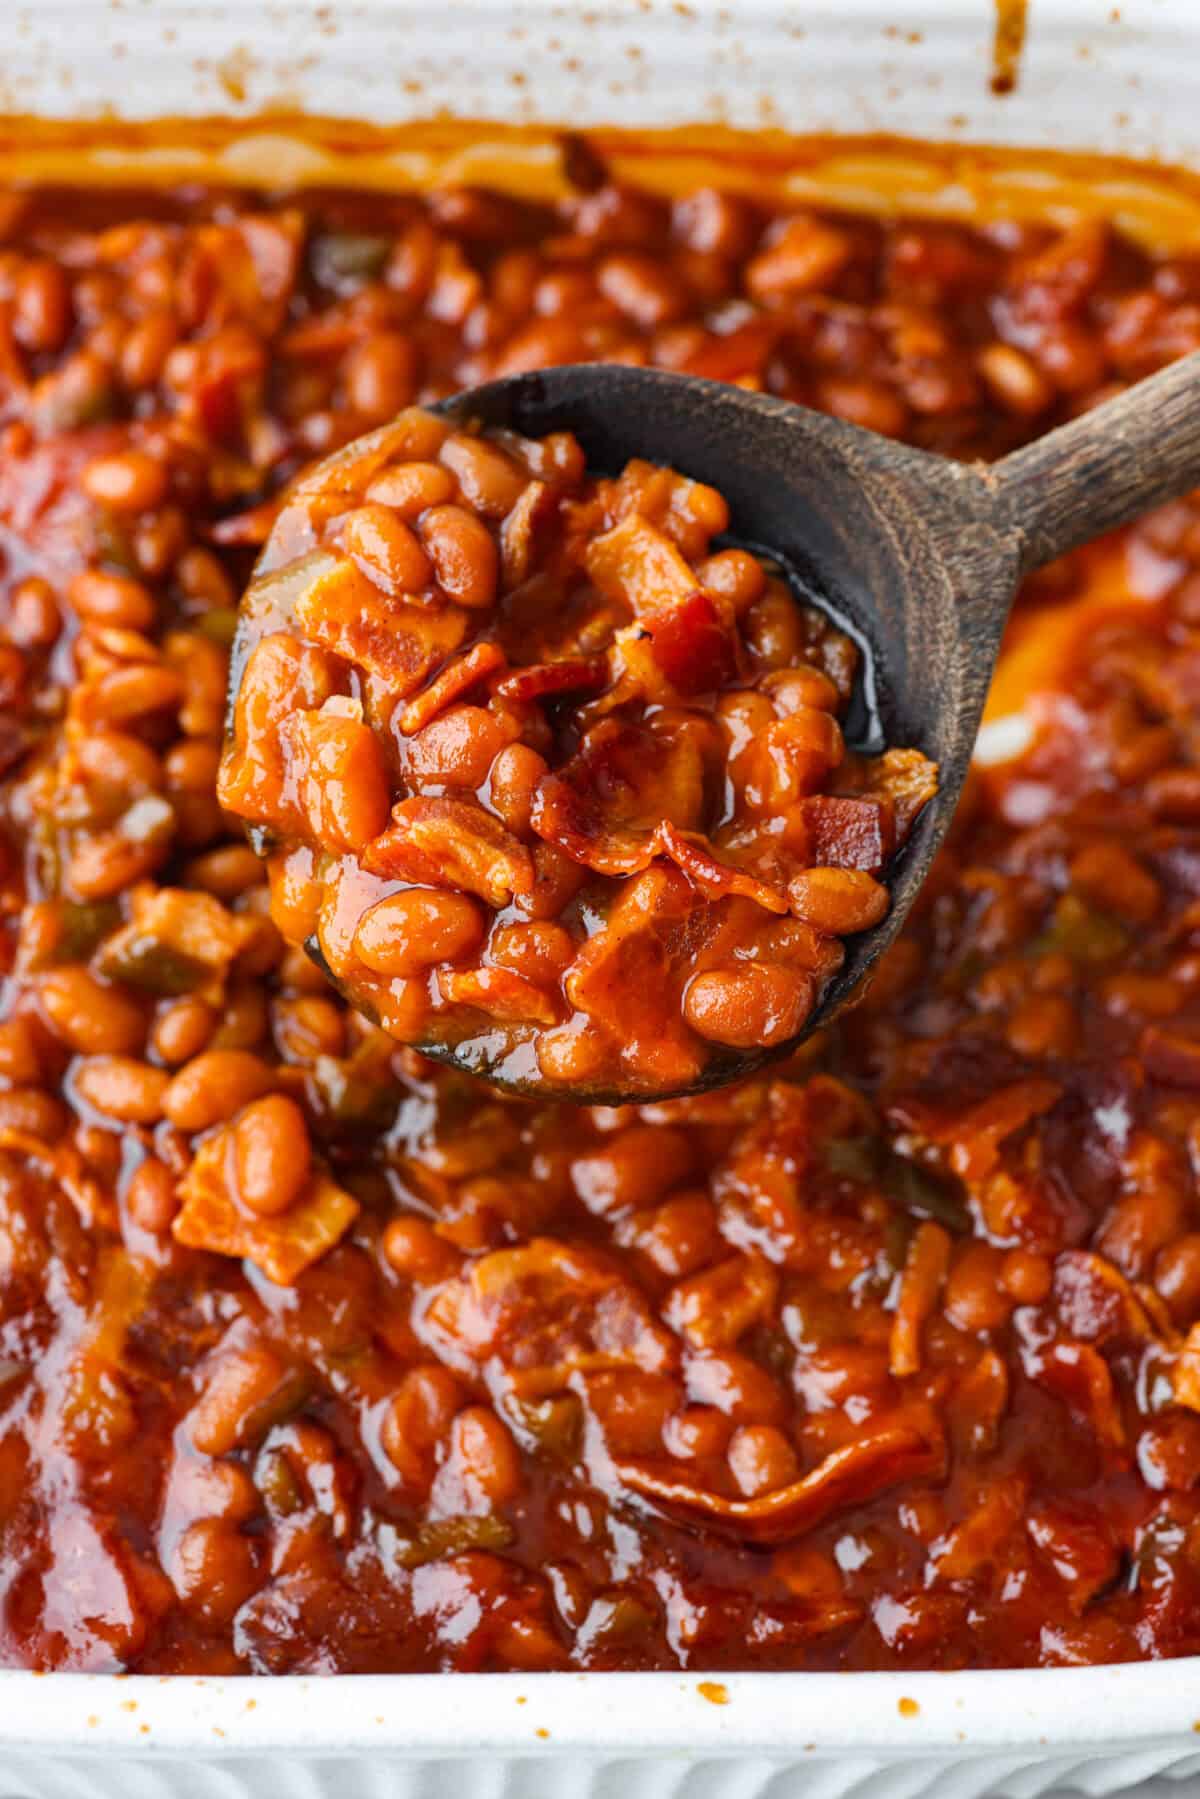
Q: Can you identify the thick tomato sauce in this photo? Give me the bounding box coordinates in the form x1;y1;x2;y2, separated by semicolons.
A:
0;176;1196;1673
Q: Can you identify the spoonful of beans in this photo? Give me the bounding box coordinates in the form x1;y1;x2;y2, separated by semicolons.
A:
219;354;1200;1102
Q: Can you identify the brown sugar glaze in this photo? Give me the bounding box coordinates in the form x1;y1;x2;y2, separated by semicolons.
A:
0;133;1197;1672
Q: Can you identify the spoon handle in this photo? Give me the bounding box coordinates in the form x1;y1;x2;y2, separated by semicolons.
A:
987;348;1200;576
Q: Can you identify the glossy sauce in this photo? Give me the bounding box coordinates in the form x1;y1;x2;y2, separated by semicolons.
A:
0;170;1196;1673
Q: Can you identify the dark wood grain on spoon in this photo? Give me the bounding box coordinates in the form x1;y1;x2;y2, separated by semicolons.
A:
417;351;1200;1093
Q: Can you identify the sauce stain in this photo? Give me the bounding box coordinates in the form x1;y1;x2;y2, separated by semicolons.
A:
898;1697;920;1718
698;1681;730;1706
991;0;1029;95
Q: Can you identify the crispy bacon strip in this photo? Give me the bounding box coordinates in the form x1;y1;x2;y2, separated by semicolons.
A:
495;656;608;705
398;640;507;736
615;1424;942;1547
364;796;533;907
889;1222;952;1378
656;822;789;914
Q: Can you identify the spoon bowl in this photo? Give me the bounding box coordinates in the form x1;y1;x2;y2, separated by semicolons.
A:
231;353;1200;1101
434;366;1021;1077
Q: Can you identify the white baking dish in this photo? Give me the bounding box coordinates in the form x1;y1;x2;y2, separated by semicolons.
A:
2;3;1200;1795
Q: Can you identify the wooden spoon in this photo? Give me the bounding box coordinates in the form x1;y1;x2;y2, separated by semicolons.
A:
423;353;1200;1085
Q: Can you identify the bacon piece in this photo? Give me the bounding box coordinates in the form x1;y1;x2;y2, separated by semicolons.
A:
1024;1340;1127;1453
662;1254;779;1350
295;556;468;692
615;1424;942;1547
174;1131;358;1286
925;1477;1025;1584
96;886;260;1004
416;1237;677;1387
500;479;555;591
530;719;707;877
889;1222;952;1378
936;1078;1064;1183
364;797;533;908
645;589;738;694
656;821;788;914
438;965;560;1026
398;640;507;735
495;656;609;705
801;794;897;873
585;512;697;621
838;747;938;841
677;318;780;383
564;865;709;1090
952;1348;1010;1456
1053;1249;1170;1348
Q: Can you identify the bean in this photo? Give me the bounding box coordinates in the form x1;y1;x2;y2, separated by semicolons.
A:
339;503;433;595
183;844;264;899
0;1017;41;1085
597;251;689;328
1000;1248;1053;1305
187;1341;293;1457
39;968;146;1056
272;995;345;1061
169;1518;263;1625
976;343;1052;417
571;1125;694;1216
69;569;157;631
742;585;805;669
7;576;62;648
684;963;814;1049
126;1158;180;1233
13;259;71;352
85;662;183;725
788;867;889;933
162;1050;276;1132
343;331;417;419
439;1405;522;1509
696;547;766;613
747;214;852;297
817;375;909;436
727;1423;799;1498
82;449;168;511
366;460;455;516
405;705;509;788
74;730;162;794
67;829;168;901
354;888;485;976
1154;1234;1200;1327
419;504;498;608
73;1055;170;1124
165;739;221;795
663;1406;733;1460
762;666;841;716
119;311;178;389
489;920;575;987
381;1216;460;1282
944;1245;1012;1334
0;1089;70;1138
381;1365;465;1492
619;1190;720;1279
487;742;549;836
291;710;391;855
232;1093;312;1217
439;433;529;518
